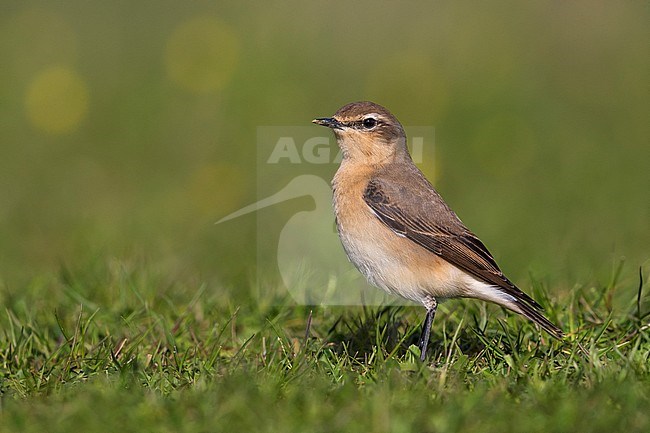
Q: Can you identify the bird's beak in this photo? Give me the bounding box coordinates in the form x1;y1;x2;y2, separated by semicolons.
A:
312;117;344;130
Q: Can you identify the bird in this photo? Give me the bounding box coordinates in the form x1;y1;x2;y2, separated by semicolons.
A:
312;101;564;361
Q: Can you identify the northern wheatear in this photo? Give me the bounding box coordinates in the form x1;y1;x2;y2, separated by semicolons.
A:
313;101;563;361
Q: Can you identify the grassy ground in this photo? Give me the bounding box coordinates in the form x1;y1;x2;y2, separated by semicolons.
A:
0;257;647;432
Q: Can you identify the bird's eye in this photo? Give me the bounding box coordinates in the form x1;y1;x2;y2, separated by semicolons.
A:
362;117;377;129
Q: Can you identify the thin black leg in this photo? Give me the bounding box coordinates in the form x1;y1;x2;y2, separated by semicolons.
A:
418;299;437;362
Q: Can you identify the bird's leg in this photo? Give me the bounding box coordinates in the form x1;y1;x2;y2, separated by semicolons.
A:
418;296;438;362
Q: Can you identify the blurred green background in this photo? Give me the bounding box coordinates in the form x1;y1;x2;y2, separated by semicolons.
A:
0;1;648;297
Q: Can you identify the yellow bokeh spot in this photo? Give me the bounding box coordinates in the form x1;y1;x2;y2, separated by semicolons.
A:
26;65;89;134
165;16;239;93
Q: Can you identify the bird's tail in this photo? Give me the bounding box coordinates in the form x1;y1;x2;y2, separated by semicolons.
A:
511;298;564;339
465;278;564;339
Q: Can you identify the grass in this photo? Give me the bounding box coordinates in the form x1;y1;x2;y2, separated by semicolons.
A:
0;257;647;432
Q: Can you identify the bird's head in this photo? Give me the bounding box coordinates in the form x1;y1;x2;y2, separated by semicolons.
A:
313;101;408;164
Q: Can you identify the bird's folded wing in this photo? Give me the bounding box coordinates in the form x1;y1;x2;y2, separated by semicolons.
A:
363;179;542;310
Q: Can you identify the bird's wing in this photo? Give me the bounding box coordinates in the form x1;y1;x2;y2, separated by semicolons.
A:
363;178;542;310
